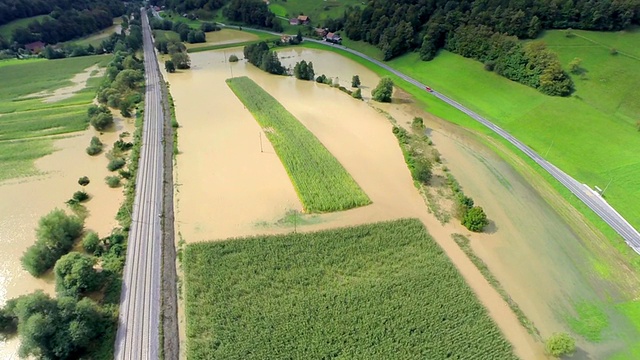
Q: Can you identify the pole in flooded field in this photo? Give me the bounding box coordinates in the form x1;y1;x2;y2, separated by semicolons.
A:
259;132;263;153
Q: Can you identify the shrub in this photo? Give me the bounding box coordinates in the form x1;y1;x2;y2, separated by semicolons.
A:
411;158;432;184
20;209;84;277
114;139;133;152
86;136;103;156
54;252;101;298
372;77;393;102
412;117;424;129
545;333;576;357
82;231;101;255
119;170;132;179
351;74;360;88
462;206;489;232
78;176;90;186
90;112;114;131
165;60;176;73
107;158;126;171
229;54;239;62
610;48;618;55
352;88;362;99
72;191;89;203
105;176;121;188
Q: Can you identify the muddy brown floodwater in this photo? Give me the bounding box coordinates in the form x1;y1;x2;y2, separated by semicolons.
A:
185;29;258;50
167;47;547;358
0;112;134;357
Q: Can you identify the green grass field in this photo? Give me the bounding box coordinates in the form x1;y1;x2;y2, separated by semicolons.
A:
184;219;517;360
226;76;370;212
0;55;109;181
388;29;640;246
268;0;363;23
0;15;50;40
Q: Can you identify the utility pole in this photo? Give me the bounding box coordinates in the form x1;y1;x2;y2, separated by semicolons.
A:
601;178;613;196
293;210;297;233
259;132;263;153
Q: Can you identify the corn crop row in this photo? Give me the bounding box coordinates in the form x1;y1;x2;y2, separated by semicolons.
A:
227;76;371;213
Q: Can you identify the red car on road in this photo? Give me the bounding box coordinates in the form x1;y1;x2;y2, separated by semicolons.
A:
425;86;433;92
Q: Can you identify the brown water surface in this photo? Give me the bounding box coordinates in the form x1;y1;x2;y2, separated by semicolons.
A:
167;48;545;359
185;29;258;49
0;114;133;355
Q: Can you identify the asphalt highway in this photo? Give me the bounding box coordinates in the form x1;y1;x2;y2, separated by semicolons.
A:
114;9;164;360
217;24;640;255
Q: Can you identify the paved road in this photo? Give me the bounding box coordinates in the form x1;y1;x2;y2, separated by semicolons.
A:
115;9;164;360
220;25;640;255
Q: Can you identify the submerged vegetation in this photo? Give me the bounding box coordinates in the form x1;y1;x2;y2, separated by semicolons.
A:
185;219;516;359
226;76;370;212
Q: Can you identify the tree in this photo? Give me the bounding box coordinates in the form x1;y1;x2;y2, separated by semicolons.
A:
568;57;582;74
77;176;90;187
54;252;101;298
293;60;314;80
171;52;191;69
90;112;114;131
229;54;239;62
296;29;303;43
165;60;176;73
545;333;576;357
82;232;101;255
372;77;394;102
21;209;84;277
351;75;361;88
8;291;110;359
352;88;362;99
462;206;489;232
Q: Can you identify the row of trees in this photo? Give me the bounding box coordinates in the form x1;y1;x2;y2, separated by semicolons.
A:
293;60;314;81
0;0;124;27
150;17;220;44
445;25;574;96
244;41;285;75
223;0;282;31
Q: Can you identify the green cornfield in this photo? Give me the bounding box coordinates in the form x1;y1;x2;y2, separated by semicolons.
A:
184;219;517;359
226;76;371;213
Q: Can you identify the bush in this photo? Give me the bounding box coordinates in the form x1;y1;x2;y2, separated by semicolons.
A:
119;169;132;179
86;136;103;156
372;77;393;102
411;158;432;184
229;54;239;62
352;88;362;99
72;191;89;202
545;333;576;357
105;176;121;188
82;231;101;255
412;117;424;129
20;209;84;277
114;139;133;152
107;158;126;171
54;252;101;298
462;206;489;232
78;176;90;186
90;112;114;131
351;75;360;88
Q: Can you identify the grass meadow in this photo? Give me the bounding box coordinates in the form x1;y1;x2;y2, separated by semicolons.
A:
184;219;517;360
267;0;363;23
0;55;109;181
226;76;371;212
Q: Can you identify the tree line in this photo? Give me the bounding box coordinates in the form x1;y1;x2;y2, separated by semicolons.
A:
0;0;126;49
0;0;124;27
244;41;285;75
334;0;639;95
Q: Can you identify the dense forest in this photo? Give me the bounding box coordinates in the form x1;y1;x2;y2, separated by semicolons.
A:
341;0;640;61
0;0;125;48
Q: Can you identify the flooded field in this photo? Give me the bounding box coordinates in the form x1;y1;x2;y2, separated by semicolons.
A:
0;114;134;356
380;102;640;358
167;47;545;358
185;29;258;49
